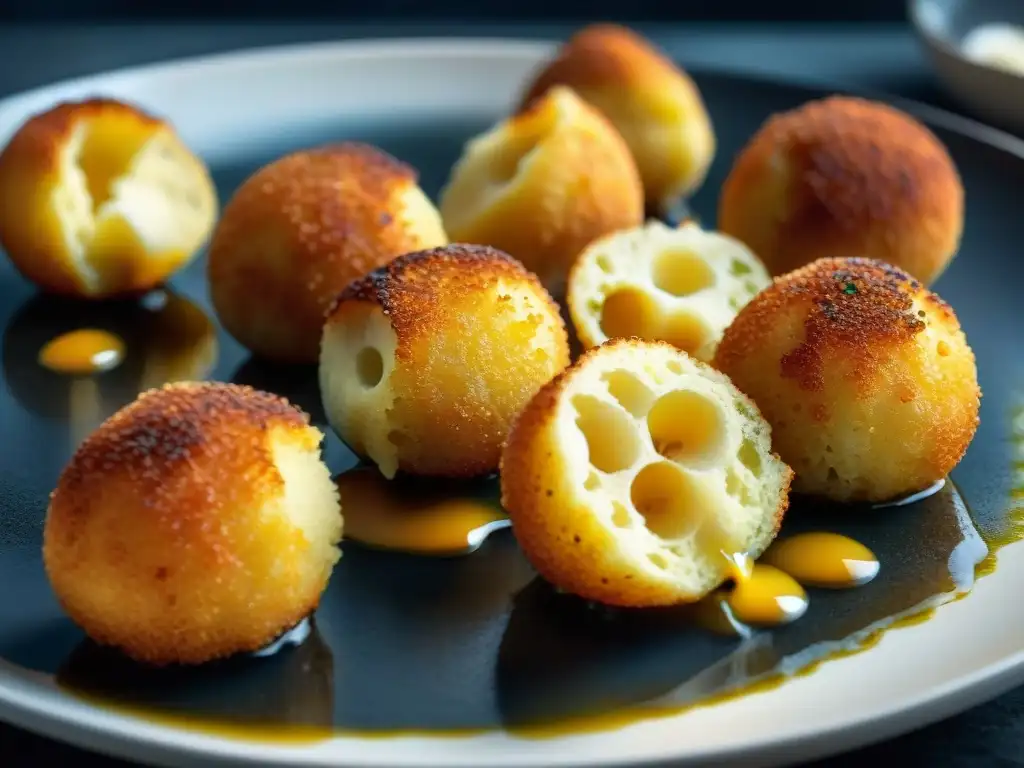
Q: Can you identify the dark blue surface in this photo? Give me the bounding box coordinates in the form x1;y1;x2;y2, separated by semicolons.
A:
1;21;1022;768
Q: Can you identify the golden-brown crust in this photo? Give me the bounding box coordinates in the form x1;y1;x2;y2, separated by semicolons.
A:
0;98;170;296
43;382;332;665
0;98;160;177
208;142;441;362
440;88;643;296
718;96;963;284
716;257;927;392
502;338;792;607
330;243;541;326
713;257;980;502
517;25;714;205
54;382;309;494
519;24;683;109
323;243;570;478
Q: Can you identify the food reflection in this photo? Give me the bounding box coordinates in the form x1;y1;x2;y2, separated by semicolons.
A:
56;619;334;735
2;289;217;422
496;482;987;734
496;578;755;728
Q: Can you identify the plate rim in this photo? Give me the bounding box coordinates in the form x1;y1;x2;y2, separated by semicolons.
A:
0;34;1022;768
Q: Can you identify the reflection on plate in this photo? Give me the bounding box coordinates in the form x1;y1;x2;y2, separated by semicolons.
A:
2;289;217;431
0;41;1021;768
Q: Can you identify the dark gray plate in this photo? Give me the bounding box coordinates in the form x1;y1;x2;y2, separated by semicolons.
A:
0;57;1021;763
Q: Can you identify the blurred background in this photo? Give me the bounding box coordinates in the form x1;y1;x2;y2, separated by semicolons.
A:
1;1;906;22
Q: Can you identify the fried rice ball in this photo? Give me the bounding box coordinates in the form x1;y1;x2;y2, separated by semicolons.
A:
567;220;771;362
718;96;964;285
438;86;643;296
519;24;715;210
0;98;217;298
713;257;980;503
501;339;793;608
42;381;342;666
208;142;448;363
320;244;569;480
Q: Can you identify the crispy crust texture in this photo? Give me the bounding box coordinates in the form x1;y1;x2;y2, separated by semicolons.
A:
0;98;212;297
439;87;643;296
714;257;980;502
501;339;792;607
322;244;570;478
330;243;559;341
716;257;931;392
518;24;715;204
208;142;447;362
43;381;340;665
718;96;964;284
520;25;688;107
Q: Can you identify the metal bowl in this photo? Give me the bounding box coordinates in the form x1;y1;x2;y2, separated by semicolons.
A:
910;0;1024;132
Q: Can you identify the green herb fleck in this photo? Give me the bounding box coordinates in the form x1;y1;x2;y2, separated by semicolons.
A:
842;282;858;295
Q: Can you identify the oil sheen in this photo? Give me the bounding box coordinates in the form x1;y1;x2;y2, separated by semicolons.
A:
38;329;125;375
337;467;510;555
28;476;994;743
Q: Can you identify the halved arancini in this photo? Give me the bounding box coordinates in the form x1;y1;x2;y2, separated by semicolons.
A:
501;339;792;608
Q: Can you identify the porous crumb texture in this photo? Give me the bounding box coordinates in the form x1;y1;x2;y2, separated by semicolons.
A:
207;142;448;362
518;23;716;206
0;98;218;297
714;257;981;503
438;86;643;296
501;339;792;607
567;220;771;362
718;95;964;285
42;381;342;665
321;244;570;479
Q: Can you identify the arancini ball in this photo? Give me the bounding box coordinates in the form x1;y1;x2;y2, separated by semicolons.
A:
320;244;569;480
567;220;770;362
438;86;643;296
713;257;980;503
43;381;342;666
0;98;217;298
500;339;793;608
519;24;716;210
718;96;964;285
207;142;448;363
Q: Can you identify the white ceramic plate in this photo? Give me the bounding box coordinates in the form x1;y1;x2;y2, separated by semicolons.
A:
0;38;1023;768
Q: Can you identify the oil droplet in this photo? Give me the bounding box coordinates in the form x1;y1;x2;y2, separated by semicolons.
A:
725;564;808;626
337;468;510;555
761;532;880;588
38;329;125;375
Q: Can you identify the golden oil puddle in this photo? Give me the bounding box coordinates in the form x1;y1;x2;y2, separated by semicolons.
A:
761;532;879;589
337;467;510;555
38;470;1003;746
4;290;218;426
13;383;1016;746
38;329;125;375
